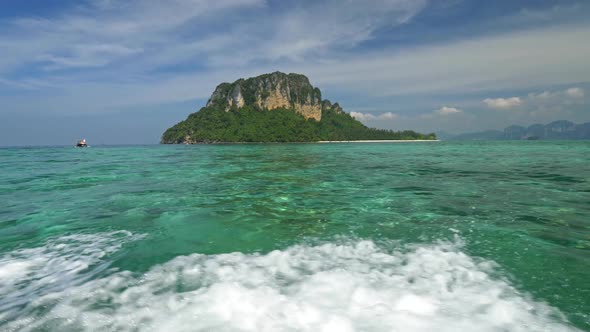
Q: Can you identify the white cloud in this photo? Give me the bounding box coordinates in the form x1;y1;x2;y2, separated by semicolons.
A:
350;111;398;121
37;44;144;70
473;86;589;129
380;112;398;119
528;91;553;101
483;97;522;110
260;0;427;61
566;87;585;98
435;106;462;115
419;106;464;119
487;86;587;112
350;111;375;121
0;0;266;71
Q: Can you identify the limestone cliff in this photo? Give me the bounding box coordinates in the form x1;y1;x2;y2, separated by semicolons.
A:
205;72;342;121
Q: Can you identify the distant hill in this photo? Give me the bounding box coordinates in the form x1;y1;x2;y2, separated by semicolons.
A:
161;72;435;143
443;120;590;140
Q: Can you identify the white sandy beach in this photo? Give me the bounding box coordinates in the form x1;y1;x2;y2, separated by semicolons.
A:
318;140;440;143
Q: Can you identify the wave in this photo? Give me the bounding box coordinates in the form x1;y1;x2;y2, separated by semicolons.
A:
0;233;579;331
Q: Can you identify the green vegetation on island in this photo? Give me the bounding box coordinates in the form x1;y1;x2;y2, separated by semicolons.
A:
162;105;435;143
161;72;436;143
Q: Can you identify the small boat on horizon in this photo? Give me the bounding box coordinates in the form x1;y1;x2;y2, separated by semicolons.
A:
76;139;88;147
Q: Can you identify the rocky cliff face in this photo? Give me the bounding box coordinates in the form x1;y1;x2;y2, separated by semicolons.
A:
205;72;342;121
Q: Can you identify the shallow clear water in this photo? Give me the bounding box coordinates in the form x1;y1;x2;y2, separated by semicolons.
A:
0;141;589;331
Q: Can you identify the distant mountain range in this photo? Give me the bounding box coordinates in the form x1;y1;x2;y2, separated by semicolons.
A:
442;120;590;140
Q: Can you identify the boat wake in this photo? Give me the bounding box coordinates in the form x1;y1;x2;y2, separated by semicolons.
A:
0;232;579;331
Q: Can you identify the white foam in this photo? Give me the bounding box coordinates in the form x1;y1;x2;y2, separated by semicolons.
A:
0;231;142;322
0;235;579;332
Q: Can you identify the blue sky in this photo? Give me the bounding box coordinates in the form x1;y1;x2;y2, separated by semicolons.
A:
0;0;589;145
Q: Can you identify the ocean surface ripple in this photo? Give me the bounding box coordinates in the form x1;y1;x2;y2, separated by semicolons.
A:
0;141;589;330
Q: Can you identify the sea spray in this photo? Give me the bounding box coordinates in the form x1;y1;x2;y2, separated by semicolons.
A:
0;233;578;331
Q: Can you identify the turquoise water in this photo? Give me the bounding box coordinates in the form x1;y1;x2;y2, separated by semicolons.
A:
1;141;589;331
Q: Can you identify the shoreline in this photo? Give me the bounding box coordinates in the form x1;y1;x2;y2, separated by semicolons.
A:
317;140;440;143
173;139;441;144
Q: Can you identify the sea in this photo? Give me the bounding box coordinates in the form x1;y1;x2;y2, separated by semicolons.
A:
0;141;588;331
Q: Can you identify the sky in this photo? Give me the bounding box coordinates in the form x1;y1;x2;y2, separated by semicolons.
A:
0;0;589;145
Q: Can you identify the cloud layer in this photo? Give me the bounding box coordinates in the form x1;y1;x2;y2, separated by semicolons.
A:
0;0;427;74
0;1;589;144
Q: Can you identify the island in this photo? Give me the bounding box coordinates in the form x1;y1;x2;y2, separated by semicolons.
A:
161;72;436;143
